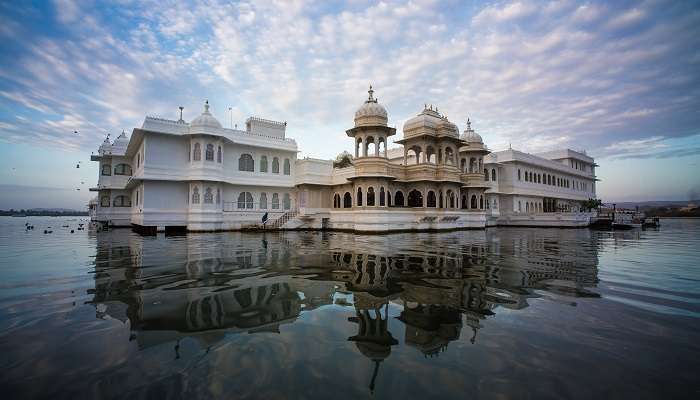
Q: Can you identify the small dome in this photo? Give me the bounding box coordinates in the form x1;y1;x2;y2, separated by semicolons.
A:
99;135;112;154
403;105;458;138
461;118;482;143
191;100;222;129
112;130;129;147
354;86;388;127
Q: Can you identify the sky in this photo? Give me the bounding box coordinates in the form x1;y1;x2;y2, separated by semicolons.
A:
0;0;699;210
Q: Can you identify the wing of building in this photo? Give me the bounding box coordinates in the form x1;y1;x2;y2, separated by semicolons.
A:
91;89;598;232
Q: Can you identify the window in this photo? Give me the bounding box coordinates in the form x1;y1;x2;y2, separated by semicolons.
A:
480;195;484;209
205;144;214;161
334;193;340;208
491;168;496;181
192;187;200;204
135;190;139;205
260;192;268;209
272;157;280;173
471;195;477;209
100;196;110;207
113;195;131;207
137;154;140;168
447;190;455;208
193;143;201;161
367;187;375;206
484;169;489;181
283;193;291;210
204;187;213;204
238;192;253;209
101;164;112;176
357;187;363;206
518;201;522;212
239;154;254;171
283;158;291;175
217;146;222;163
260;156;268;172
216;188;220;204
408;189;423;207
427;191;436;207
518;169;521;181
379;187;385;206
394;191;404;207
114;164;132;175
343;192;352;208
272;193;280;209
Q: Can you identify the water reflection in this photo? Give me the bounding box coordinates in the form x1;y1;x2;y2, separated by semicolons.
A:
89;228;601;394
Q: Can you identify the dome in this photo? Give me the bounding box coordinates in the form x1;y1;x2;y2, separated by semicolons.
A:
354;86;388;127
112;130;129;147
98;135;112;154
403;105;458;138
190;100;222;130
461;118;482;143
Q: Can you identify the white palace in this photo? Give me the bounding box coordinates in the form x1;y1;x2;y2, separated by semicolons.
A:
90;87;598;233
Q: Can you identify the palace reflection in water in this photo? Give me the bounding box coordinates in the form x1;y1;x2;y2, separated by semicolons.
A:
89;228;600;394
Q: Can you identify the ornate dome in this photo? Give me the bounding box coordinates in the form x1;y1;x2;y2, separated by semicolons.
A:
112;130;129;147
191;100;222;129
98;135;112;154
461;118;482;143
354;86;388;127
403;105;458;138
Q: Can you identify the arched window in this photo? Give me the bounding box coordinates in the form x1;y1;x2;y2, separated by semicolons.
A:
238;192;254;209
461;195;467;209
260;156;268;172
216;188;220;204
272;157;280;173
447;190;455;208
491;168;496;181
272;193;280;209
526;202;530;213
100;196;110;207
343;192;352;208
217;146;222;163
114;164;132;175
283;158;291;175
239;154;254;171
394;191;405;207
408;189;423;207
113;195;131;207
137;154;140;168
387;191;392;207
357;187;363;206
333;193;340;208
193;143;201;161
206;144;214;161
192;187;200;204
480;195;484;209
471;195;477;209
517;169;521;181
484;169;489;181
367;187;375;206
204;187;213;204
101;164;112;176
439;192;443;208
283;193;291;210
427;190;436;207
260;192;268;209
518;201;522;212
379;187;385;206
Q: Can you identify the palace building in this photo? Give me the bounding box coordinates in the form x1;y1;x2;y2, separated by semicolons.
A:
90;87;597;232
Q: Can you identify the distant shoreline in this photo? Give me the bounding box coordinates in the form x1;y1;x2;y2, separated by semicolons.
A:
0;210;88;217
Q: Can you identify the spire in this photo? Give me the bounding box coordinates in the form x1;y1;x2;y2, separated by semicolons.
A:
204;100;210;113
366;85;375;103
467;117;472;130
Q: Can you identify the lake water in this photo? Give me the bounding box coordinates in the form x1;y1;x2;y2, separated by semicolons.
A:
0;217;698;399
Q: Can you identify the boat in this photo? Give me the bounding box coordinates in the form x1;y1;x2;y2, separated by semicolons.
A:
642;216;660;228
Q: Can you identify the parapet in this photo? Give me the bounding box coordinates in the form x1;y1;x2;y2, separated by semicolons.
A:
246;116;286;139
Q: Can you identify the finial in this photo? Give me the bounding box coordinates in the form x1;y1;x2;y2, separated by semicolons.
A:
178;106;184;122
367;85;375;102
204;100;210;113
467;117;471;130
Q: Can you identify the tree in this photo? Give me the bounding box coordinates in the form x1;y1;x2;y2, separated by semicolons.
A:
333;151;354;169
581;198;602;211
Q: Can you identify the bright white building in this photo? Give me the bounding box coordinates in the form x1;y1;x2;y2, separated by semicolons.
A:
90;101;298;232
91;89;598;232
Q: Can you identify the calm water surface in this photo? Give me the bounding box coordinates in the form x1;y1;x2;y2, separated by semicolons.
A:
0;217;699;399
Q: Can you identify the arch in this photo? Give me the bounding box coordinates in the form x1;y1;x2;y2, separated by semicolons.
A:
427;190;436;207
471;195;477;209
216;188;220;204
239;154;254;171
356;137;363;157
378;137;386;156
379;187;385;206
343;192;352;208
537;174;541;183
283;193;291;210
387;190;392;207
272;193;280;209
237;192;254;209
193;143;201;161
526;202;530;213
517;169;521;180
491;168;496;181
407;146;421;165
479;195;484;209
367;187;375;206
461;194;468;209
469;157;477;173
206;144;214;161
357;187;363;206
100;196;110;207
447;190;455;208
394;191;404;207
272;157;280;173
101;164;112;176
408;189;423;207
484;168;489;181
217;146;222;163
192;187;200;204
426;146;436;164
283;158;291;175
460;158;467;171
204;187;213;204
444;147;455;165
113;195;131;207
366;136;376;157
260;156;268;172
333;193;340;208
114;164;132;175
518;200;522;212
260;192;268;209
